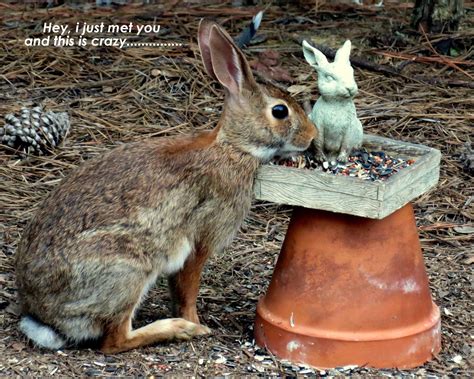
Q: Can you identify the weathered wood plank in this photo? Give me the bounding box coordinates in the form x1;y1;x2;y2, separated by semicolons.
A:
256;179;382;219
256;164;380;200
379;167;440;219
381;148;441;201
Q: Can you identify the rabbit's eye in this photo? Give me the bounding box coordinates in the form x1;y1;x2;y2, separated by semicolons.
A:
325;74;335;81
272;104;288;119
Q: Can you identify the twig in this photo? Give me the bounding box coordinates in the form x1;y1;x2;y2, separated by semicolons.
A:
372;50;474;67
412;77;474;89
419;25;473;80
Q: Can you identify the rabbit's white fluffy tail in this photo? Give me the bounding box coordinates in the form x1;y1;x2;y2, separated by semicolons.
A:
20;315;66;349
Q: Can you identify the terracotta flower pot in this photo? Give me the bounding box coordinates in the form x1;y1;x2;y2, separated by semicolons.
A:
255;204;441;369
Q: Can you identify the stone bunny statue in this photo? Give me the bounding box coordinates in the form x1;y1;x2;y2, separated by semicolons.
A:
302;40;363;163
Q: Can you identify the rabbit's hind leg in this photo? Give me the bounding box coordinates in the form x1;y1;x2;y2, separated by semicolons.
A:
101;313;210;353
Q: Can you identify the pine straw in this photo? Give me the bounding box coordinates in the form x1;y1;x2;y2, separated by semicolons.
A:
0;2;472;377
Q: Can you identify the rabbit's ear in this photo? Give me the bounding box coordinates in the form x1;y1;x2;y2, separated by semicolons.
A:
198;19;218;80
302;40;328;68
335;40;352;64
208;24;257;96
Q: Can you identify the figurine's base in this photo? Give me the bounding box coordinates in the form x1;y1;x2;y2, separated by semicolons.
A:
254;204;441;369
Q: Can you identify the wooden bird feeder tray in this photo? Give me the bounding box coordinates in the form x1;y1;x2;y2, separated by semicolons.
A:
254;134;441;219
253;134;442;369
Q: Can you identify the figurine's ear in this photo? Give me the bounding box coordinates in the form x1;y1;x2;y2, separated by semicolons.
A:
335;40;351;64
302;40;328;68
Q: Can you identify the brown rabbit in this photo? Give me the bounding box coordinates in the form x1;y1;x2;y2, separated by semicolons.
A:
15;20;316;353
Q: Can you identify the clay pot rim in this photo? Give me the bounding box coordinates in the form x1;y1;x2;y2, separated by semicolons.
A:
257;300;440;342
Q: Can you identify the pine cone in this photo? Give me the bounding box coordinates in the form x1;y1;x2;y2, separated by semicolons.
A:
1;105;70;155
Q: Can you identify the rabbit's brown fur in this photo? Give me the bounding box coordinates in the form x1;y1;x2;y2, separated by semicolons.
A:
15;21;316;353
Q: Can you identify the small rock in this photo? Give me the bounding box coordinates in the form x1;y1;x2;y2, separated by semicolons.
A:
451;355;463;364
461;342;471;355
84;368;102;376
214;355;227;364
341;364;358;371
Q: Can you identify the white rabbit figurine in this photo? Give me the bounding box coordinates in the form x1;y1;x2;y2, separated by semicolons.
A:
302;39;363;163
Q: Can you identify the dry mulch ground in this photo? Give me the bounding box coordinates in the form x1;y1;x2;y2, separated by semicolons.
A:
0;1;472;376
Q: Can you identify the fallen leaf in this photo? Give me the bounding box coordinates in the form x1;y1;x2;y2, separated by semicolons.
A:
251;62;294;83
11;342;26;351
250;50;295;83
287;84;309;94
259;50;279;64
5;302;20;316
454;225;474;234
151;69;180;78
463;256;474;265
297;73;312;81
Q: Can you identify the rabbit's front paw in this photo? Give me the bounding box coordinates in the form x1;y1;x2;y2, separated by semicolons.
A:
172;318;211;340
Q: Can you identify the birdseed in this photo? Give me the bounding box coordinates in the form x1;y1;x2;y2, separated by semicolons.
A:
272;149;415;182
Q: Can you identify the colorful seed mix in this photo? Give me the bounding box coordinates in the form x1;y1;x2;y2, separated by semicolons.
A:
272;149;415;182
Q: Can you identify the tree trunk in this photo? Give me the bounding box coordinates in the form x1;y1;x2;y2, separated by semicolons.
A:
412;0;464;33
